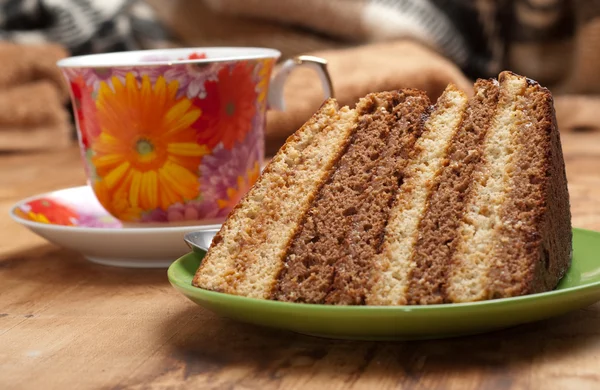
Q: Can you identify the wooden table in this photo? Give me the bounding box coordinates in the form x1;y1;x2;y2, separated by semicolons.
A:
1;135;600;390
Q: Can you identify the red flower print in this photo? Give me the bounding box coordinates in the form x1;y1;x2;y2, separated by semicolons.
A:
70;76;100;148
21;198;79;226
188;52;207;60
177;52;207;61
192;62;258;150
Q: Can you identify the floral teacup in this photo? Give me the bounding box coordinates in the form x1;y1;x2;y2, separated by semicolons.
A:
58;48;332;225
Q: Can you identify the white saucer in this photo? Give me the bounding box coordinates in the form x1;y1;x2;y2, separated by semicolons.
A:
9;186;223;268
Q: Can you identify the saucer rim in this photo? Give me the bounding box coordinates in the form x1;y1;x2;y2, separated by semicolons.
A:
9;185;223;234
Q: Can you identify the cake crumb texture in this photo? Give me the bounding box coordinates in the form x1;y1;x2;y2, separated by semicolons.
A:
193;99;358;298
274;90;431;304
367;85;469;305
405;79;500;305
193;71;572;306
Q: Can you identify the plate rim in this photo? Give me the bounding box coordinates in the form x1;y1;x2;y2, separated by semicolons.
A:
168;227;600;313
9;185;223;234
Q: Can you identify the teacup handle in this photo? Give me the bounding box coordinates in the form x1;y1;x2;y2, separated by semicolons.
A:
267;55;334;111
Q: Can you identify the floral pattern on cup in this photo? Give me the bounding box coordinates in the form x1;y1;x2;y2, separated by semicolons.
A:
63;54;275;223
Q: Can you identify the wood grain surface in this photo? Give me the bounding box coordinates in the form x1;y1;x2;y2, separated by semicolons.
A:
1;135;600;390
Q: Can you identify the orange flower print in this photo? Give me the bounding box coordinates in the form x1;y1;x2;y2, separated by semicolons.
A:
93;180;144;221
193;62;257;150
255;59;274;108
92;73;207;220
17;199;79;226
216;161;261;211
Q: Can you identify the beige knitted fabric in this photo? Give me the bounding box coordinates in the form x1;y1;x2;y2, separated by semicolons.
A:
0;43;71;152
265;40;472;154
147;0;472;153
147;0;600;153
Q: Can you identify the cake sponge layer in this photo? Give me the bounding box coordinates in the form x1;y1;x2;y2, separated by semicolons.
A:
405;79;500;305
367;85;469;305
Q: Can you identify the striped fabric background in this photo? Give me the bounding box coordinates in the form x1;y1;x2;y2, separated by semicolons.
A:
0;0;598;89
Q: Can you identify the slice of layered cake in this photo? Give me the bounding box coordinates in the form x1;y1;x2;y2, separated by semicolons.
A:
193;71;572;305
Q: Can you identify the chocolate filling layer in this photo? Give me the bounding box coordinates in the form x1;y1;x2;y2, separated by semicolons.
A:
273;90;430;304
325;91;431;305
406;80;499;305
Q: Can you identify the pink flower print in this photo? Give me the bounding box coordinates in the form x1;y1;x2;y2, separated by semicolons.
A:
164;62;222;99
82;67;137;91
141;201;221;223
135;65;173;84
197;116;264;217
76;213;121;228
62;67;83;81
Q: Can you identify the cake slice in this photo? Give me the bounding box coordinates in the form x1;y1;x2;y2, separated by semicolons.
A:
193;71;571;305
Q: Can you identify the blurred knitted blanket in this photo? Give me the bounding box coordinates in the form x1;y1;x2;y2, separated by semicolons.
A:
0;0;171;152
0;43;71;151
2;0;600;154
264;40;472;154
147;0;600;154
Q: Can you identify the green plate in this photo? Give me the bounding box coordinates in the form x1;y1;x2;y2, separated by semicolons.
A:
168;228;600;340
